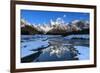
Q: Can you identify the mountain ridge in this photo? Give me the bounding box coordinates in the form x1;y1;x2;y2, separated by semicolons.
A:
21;18;89;35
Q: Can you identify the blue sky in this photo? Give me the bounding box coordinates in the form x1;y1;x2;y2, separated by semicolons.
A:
21;9;90;25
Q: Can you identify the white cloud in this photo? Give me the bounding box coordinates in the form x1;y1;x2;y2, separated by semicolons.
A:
63;15;66;18
56;17;64;24
50;19;55;26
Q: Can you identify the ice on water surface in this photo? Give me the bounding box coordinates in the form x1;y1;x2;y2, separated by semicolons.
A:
21;35;89;62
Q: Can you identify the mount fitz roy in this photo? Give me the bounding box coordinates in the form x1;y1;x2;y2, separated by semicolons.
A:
21;18;89;35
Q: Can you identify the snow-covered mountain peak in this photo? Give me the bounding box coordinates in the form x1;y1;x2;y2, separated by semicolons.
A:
40;26;53;33
21;18;89;34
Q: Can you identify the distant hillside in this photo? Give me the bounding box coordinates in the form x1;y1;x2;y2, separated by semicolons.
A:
21;25;42;35
21;19;42;35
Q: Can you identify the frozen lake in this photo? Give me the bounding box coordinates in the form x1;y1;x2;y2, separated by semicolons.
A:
21;34;89;63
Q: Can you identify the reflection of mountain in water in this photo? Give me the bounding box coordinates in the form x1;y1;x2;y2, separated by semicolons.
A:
21;44;79;62
21;34;89;63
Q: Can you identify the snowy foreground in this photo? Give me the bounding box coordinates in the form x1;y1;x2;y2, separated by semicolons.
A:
21;34;89;62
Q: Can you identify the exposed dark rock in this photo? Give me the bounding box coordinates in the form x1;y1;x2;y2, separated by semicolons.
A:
21;25;42;35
